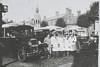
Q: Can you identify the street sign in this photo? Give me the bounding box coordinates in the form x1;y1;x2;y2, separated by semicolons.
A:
3;5;8;13
95;20;100;32
0;3;8;13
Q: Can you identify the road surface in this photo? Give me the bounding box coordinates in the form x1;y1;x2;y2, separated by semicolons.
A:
3;56;73;67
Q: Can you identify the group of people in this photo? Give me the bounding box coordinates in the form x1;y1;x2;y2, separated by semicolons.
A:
44;30;80;57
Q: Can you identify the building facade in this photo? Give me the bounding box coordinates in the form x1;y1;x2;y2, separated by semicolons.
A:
25;7;41;29
46;8;79;26
32;7;41;29
46;11;64;26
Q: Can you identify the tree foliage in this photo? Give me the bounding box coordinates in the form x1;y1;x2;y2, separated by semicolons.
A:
55;18;66;28
40;21;48;27
77;1;99;28
89;1;99;19
0;20;5;26
77;14;90;28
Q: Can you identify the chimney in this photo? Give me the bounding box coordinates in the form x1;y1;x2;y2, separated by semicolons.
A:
43;16;47;21
56;11;59;16
77;11;81;16
66;8;72;15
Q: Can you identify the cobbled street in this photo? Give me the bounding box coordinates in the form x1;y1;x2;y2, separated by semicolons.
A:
3;56;73;67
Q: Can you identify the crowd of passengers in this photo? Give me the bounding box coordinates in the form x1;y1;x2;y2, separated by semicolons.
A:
43;30;81;57
43;30;98;58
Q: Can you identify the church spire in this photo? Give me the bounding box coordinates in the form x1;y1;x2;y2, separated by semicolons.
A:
36;7;39;13
36;0;39;14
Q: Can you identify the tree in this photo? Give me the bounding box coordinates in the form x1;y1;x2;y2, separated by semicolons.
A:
89;2;99;19
40;21;48;27
0;20;5;26
88;1;99;22
55;18;66;28
77;1;99;28
77;14;90;28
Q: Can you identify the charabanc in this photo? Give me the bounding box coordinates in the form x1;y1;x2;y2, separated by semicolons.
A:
0;23;50;61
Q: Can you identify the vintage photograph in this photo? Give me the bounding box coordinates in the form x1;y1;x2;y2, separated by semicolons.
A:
0;0;99;67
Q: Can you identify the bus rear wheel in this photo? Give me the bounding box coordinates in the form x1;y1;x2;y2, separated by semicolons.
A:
18;47;27;62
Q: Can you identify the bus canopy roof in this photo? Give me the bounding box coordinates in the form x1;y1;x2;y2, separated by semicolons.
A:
35;26;63;31
2;22;33;29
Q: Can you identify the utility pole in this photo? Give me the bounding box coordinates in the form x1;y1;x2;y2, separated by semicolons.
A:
0;0;3;25
0;3;2;26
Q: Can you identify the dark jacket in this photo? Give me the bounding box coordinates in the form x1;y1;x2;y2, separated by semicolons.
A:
0;42;5;55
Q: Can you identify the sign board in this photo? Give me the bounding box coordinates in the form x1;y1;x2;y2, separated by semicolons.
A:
95;20;100;32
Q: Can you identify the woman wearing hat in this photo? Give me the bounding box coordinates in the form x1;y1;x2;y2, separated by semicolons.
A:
67;30;77;55
50;33;59;58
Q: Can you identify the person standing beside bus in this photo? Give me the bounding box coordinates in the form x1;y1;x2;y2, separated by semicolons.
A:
51;33;58;58
44;34;52;55
64;34;70;56
67;30;77;56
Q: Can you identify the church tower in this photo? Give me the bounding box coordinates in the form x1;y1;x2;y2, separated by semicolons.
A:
32;7;41;29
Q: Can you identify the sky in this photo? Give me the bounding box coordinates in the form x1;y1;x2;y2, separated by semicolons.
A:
1;0;99;22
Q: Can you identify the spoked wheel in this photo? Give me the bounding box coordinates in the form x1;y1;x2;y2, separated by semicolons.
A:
40;48;51;59
18;46;27;62
44;52;51;59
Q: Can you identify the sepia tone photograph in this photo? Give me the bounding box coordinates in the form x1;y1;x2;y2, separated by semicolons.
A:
0;0;99;67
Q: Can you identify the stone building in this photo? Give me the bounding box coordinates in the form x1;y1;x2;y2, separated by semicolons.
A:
46;8;79;26
46;11;64;26
26;7;41;29
33;7;41;29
